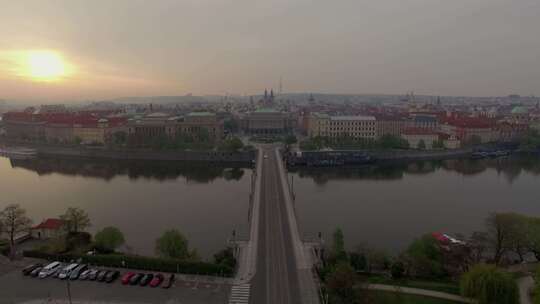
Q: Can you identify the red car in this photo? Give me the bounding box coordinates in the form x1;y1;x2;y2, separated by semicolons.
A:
149;274;164;287
121;272;136;285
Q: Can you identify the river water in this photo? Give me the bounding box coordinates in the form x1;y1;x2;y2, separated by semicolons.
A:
290;156;540;253
2;154;539;259
0;156;253;259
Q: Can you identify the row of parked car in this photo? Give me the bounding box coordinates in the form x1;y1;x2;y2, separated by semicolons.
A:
21;262;175;288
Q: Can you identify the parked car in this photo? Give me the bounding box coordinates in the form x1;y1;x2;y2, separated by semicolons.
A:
87;269;100;281
139;273;154;286
121;272;136;285
162;274;175;289
149;274;164;287
129;273;144;285
97;270;109;282
38;261;62;279
22;263;42;276
78;269;92;280
30;266;43;277
105;271;120;283
58;263;79;279
52;263;66;278
69;264;87;280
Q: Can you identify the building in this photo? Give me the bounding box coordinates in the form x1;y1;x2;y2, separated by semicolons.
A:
401;128;439;149
127;112;223;145
374;113;407;138
440;116;497;144
408;113;439;131
241;108;292;135
307;113;376;140
31;218;65;239
2;111;46;141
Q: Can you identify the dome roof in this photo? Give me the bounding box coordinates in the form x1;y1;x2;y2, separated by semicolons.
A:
511;106;529;115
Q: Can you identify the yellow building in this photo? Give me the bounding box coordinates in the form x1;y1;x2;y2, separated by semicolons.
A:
308;113;376;140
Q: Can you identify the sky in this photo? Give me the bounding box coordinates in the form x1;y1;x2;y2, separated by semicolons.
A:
0;0;539;102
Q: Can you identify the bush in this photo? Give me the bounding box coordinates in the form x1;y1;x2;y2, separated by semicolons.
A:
460;264;518;304
23;250;233;277
391;261;405;279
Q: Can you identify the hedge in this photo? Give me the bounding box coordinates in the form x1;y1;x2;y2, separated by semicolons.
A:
23;250;233;277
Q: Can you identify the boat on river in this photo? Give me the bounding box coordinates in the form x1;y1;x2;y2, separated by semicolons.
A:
0;147;37;159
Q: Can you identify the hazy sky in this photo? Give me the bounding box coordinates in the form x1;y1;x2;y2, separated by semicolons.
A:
1;0;539;102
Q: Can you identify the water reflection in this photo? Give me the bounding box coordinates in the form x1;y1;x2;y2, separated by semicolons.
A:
0;156;252;258
292;155;540;254
9;157;248;183
291;156;540;185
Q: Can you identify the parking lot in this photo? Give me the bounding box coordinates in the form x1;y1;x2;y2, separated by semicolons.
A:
0;261;231;304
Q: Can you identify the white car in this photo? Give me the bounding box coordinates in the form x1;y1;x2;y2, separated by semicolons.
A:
58;263;79;279
38;261;61;279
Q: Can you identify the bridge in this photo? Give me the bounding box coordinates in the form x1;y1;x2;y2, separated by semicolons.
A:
229;145;320;304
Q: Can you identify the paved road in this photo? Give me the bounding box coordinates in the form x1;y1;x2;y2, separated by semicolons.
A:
366;284;475;303
518;276;534;304
249;146;301;304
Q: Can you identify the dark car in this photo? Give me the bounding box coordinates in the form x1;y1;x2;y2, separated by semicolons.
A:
129;273;144;285
69;264;87;280
30;266;43;277
97;270;109;282
149;274;164;287
22;263;43;276
139;273;153;286
105;271;120;283
162;274;175;289
87;269;100;281
79;269;92;280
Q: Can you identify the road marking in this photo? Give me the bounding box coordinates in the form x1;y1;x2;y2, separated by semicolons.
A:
228;283;250;304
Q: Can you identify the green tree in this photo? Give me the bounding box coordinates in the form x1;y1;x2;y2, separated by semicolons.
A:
0;204;32;259
284;135;298;146
460;264;518;304
60;207;91;233
94;226;125;252
223;119;239;133
155;229;189;259
417;139;426;150
405;234;445;278
469;135;482;146
113;131;127;145
219;136;244;152
331;228;347;263
326;262;356;304
213;247;236;269
390;261;405;279
433;139;445;149
74;136;82;145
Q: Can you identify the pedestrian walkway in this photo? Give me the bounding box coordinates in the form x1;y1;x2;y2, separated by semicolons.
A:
228;283;250;304
366;284;475;303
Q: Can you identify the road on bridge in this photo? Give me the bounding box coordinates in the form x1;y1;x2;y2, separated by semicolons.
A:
249;145;301;304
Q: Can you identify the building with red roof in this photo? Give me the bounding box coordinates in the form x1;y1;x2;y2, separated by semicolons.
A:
31;218;66;239
440;115;497;144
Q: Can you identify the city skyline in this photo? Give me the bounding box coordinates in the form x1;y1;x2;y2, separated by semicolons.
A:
1;0;540;102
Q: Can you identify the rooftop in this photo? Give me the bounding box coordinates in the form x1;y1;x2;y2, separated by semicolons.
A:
33;218;64;230
330;115;375;121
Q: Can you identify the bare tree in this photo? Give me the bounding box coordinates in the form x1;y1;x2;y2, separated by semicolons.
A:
0;204;32;259
60;207;90;233
485;212;525;265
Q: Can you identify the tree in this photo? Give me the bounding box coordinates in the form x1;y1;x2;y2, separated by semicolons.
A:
433;139;445;149
0;204;32;259
417;139;426;150
527;218;540;261
469;135;482;146
405;234;445;278
213;247;236;269
469;231;490;264
94;226;125;252
219;136;244;152
390;261;405;279
485;212;524;265
60;207;91;233
326;262;356;304
330;228;347;263
284;135;297;146
113;131;127;145
460;264;518;304
155;229;189;259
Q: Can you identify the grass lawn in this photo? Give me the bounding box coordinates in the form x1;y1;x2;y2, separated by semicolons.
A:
363;274;461;295
368;291;461;304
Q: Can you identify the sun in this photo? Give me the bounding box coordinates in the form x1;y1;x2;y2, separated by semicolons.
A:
25;51;67;81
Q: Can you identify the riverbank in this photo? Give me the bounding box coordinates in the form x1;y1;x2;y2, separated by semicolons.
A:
0;141;256;164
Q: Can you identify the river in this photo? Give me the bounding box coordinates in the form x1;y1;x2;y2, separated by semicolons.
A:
0;156;253;259
290;155;540;253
